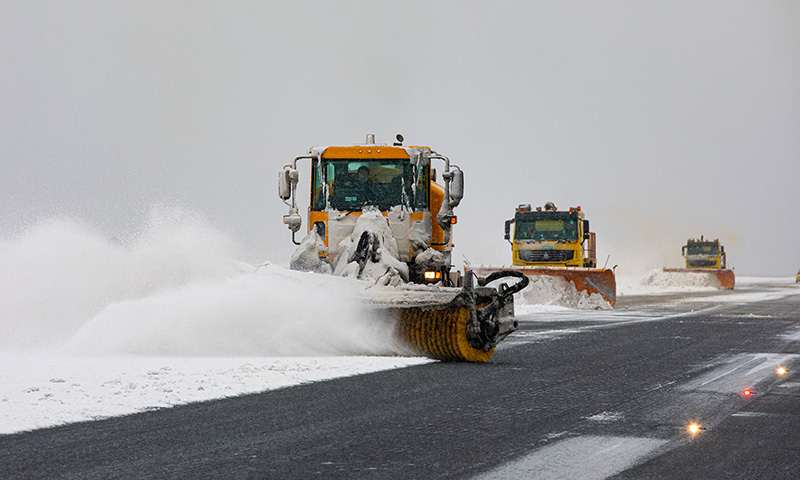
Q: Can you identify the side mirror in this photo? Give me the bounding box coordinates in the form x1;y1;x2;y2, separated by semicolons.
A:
583;220;590;240
504;219;513;241
450;168;464;202
278;168;292;200
279;167;298;201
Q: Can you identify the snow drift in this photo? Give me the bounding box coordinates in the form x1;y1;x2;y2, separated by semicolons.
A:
514;275;612;310
640;269;724;290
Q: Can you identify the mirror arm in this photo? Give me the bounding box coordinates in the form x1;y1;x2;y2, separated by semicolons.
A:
279;154;319;237
430;154;463;235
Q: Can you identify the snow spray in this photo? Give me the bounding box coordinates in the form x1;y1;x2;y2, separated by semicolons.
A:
0;210;411;356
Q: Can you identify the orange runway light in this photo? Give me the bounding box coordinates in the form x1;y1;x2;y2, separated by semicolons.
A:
777;366;787;376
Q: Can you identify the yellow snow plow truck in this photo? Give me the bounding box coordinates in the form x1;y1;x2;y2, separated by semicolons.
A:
471;202;616;306
663;236;735;289
278;134;528;362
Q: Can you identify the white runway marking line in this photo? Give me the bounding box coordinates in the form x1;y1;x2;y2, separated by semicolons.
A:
782;328;800;341
682;353;799;394
473;435;666;480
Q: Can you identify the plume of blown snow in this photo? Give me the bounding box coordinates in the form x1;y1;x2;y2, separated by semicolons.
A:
0;209;241;349
63;264;413;357
1;208;412;357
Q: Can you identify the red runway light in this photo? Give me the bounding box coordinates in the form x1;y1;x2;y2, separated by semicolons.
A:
742;389;752;397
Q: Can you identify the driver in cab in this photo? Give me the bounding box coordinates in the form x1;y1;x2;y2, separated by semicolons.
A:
356;165;377;203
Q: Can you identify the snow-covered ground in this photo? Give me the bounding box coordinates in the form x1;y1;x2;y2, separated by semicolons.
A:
2;215;798;435
0;215;430;434
0;353;430;434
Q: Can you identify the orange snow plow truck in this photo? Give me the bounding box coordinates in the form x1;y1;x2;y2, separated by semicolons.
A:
278;134;528;362
472;202;616;306
663;236;735;289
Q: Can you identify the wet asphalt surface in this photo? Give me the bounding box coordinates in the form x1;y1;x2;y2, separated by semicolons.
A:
1;281;799;479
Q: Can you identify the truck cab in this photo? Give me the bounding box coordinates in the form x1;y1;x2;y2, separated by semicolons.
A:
279;134;463;284
682;237;726;269
504;203;596;268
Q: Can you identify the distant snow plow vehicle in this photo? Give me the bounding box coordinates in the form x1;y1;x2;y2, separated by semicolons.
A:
662;236;735;289
471;203;616;307
278;134;528;361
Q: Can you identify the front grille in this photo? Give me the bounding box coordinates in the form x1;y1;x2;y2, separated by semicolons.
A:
687;259;717;267
518;249;574;262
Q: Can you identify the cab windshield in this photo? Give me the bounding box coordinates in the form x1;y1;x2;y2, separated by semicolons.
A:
687;243;718;255
515;217;578;242
311;159;428;211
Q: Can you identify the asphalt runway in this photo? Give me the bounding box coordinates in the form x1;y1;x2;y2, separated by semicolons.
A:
2;281;798;479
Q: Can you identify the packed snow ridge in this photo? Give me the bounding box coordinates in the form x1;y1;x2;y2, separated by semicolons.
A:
640;269;724;290
515;275;612;310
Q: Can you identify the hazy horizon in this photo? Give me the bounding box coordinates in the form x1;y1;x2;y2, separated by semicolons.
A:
2;1;798;276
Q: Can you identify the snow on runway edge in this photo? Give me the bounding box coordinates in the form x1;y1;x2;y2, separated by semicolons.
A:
0;353;431;434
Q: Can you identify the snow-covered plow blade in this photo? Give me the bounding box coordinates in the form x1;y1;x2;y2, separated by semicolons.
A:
470;265;616;307
661;268;735;290
369;270;528;362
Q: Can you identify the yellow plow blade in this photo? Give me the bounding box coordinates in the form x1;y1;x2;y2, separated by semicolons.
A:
471;265;617;307
662;268;735;289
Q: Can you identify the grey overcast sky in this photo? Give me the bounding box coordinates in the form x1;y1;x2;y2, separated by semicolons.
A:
2;1;798;276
